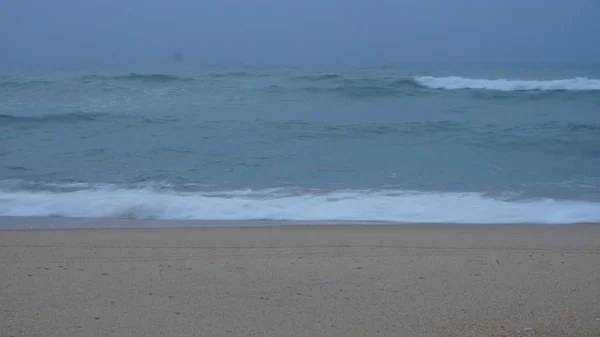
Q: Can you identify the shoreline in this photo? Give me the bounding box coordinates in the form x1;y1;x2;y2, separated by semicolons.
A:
3;224;600;336
1;215;598;230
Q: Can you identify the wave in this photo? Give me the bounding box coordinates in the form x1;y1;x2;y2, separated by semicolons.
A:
287;74;600;93
1;166;33;171
5;72;599;96
0;112;111;124
85;72;267;81
250;120;600;154
264;78;423;97
0;184;598;224
414;76;600;91
264;119;599;136
301;85;401;97
0;79;55;90
267;120;464;137
292;74;343;82
0;73;192;91
83;73;193;82
2;72;268;89
268;76;600;97
0;113;182;128
208;72;268;78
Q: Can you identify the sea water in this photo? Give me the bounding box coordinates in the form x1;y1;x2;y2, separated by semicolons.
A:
1;63;599;225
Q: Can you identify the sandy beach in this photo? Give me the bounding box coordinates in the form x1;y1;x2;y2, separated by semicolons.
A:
1;221;600;337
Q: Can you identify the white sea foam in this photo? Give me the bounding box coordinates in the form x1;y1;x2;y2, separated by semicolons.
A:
413;76;600;91
1;186;598;224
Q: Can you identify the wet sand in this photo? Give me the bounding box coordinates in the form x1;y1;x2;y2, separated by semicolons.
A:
2;222;600;336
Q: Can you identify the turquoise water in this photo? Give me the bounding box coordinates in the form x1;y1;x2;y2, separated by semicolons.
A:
1;63;600;224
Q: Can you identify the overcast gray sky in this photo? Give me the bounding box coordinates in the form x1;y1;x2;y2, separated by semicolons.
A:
1;0;598;66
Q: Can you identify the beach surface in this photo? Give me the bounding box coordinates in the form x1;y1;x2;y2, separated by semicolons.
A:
2;220;600;337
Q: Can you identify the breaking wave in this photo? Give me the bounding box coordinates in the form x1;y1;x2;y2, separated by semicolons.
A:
414;76;600;91
4;73;599;98
266;76;600;97
0;184;598;224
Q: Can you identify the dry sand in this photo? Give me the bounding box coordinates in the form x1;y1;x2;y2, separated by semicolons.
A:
1;221;600;336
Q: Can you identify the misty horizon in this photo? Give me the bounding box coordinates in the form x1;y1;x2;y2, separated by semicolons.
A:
1;0;599;67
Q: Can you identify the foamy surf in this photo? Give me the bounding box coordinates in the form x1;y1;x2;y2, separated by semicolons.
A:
413;76;600;91
1;186;598;224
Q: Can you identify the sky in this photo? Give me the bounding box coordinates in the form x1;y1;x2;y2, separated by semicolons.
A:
0;0;598;66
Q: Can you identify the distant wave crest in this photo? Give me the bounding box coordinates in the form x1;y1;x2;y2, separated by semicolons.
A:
3;73;600;98
0;79;55;89
208;72;268;78
0;112;180;126
301;85;402;97
81;73;193;82
414;76;600;91
0;112;109;124
265;77;422;98
0;73;192;90
292;74;343;82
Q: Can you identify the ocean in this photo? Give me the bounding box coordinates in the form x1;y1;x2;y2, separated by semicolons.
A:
1;63;600;226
